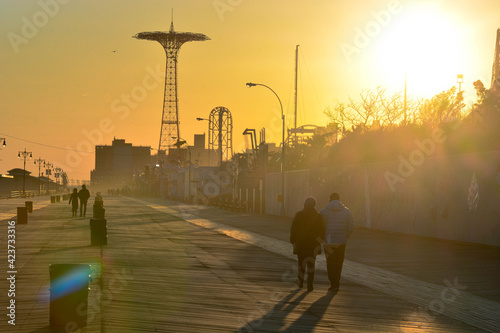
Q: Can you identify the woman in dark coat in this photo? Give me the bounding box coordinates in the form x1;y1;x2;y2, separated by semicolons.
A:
68;188;79;217
290;196;325;291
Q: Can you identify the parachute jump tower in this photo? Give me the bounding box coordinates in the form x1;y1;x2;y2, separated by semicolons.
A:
134;14;209;159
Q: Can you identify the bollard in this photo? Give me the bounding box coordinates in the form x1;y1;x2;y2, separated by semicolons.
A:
17;207;28;224
49;264;91;332
90;218;107;245
25;201;33;213
93;204;105;219
93;192;104;218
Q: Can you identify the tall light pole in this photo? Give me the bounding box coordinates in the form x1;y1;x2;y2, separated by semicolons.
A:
45;162;53;194
457;74;464;120
404;74;407;124
457;74;463;93
0;138;6;163
54;167;63;193
34;157;45;196
18;149;32;197
246;82;285;216
196;117;211;165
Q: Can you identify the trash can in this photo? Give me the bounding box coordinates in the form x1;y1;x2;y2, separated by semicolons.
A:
51;196;56;203
90;219;107;245
17;207;28;224
25;201;33;213
93;204;105;219
49;264;91;332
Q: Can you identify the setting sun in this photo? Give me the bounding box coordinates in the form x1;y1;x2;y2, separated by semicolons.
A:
374;4;466;97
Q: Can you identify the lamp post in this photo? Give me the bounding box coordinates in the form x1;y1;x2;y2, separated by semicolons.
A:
0;138;5;164
54;167;62;185
246;82;285;216
45;163;53;194
456;74;464;120
34;157;45;196
457;74;463;93
187;145;192;201
196;117;212;165
18;149;32;197
173;137;191;200
54;167;63;193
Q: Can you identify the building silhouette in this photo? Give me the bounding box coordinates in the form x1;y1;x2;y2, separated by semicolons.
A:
90;138;151;189
0;168;59;197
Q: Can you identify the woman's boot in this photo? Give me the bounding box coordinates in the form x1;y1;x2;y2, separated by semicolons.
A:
297;275;304;288
307;273;314;291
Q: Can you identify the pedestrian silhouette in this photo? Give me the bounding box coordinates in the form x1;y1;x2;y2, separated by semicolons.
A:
68;188;79;217
319;192;354;292
290;196;325;291
78;184;90;217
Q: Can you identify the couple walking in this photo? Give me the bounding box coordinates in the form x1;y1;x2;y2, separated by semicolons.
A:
290;192;354;292
68;184;91;217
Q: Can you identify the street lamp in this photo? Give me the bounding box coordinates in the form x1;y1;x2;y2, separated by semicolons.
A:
34;157;45;196
45;162;53;194
457;74;464;93
18;149;32;197
54;167;62;185
196;117;212;165
246;82;285;216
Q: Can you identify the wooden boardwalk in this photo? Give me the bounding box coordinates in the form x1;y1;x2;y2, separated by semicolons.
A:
1;195;498;332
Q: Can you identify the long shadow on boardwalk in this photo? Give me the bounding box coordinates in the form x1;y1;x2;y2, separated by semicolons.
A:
283;292;336;332
236;289;336;332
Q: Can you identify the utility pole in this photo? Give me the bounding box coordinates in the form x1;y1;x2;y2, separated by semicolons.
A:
404;74;407;124
294;45;299;145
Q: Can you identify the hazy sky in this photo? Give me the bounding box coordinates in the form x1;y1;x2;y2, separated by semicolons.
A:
1;0;499;181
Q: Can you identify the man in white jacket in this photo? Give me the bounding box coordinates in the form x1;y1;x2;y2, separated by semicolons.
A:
320;192;354;291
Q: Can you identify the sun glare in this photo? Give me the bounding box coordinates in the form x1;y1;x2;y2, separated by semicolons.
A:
374;5;465;98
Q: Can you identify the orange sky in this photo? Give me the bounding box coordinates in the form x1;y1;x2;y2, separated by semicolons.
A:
1;0;499;182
